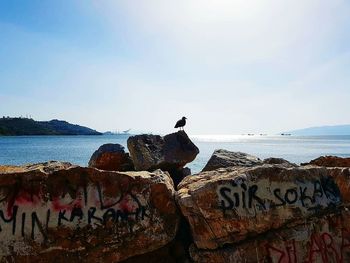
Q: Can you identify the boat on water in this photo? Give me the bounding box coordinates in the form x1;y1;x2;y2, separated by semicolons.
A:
103;129;131;135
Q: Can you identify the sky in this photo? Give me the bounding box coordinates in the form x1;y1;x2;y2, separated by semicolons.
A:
0;0;350;135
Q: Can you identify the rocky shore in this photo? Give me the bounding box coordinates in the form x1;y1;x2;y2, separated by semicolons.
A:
0;131;350;262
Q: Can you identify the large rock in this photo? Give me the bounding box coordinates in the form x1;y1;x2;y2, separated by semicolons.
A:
0;161;179;262
176;165;343;250
189;209;350;263
263;157;297;167
303;155;350;167
88;143;134;171
127;131;199;172
202;150;263;172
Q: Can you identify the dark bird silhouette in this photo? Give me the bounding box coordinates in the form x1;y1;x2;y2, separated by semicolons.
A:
174;117;187;130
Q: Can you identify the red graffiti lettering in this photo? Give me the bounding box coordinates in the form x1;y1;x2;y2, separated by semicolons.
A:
266;240;297;263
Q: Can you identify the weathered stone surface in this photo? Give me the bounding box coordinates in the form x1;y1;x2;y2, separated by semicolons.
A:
0;161;179;262
176;165;342;249
127;131;199;171
263;157;298;167
189;210;350;263
88;143;134;171
328;167;350;204
303;155;350;167
122;233;191;263
202;150;263;172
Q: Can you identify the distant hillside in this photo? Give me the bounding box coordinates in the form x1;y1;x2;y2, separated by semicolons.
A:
0;118;102;136
285;124;350;136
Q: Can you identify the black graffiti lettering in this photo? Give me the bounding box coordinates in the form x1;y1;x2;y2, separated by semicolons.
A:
139;206;147;220
31;210;49;241
62;179;80;200
21;212;25;237
241;183;247;209
0;187;148;240
127;208;143;221
321;177;341;202
218;185;266;211
285;189;298;204
103;208;116;224
0;206;18;235
96;183;122;210
83;185;88;206
299;186;313;207
248;185;266;209
273;189;286;206
219;187;235;211
58;210;69;226
88;207;102;224
46;209;51;230
70;207;83;222
232;192;239;207
134;208;140;221
313;181;323;201
242;191;246;208
218;177;344;213
116;209;128;222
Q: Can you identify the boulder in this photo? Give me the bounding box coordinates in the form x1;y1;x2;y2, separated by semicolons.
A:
263;157;298;167
189;210;350;263
127;131;199;172
176;165;343;250
88;143;134;171
202;150;263;172
327;167;350;204
302;155;350;167
0;161;179;262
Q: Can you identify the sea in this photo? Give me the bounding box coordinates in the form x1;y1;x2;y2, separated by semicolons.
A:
0;135;349;174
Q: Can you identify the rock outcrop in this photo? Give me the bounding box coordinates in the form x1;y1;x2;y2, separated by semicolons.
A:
0;161;179;262
3;140;350;263
189;210;350;263
88;143;134;171
202;150;263;172
302;155;350;167
177;165;343;250
127;131;199;172
263;157;297;167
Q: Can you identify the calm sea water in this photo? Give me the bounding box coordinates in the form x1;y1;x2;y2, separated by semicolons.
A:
0;135;349;174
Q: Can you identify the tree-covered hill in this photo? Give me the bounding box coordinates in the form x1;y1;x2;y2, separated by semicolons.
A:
0;118;102;135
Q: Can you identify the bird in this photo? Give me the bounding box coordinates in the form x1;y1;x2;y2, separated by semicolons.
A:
174;117;187;130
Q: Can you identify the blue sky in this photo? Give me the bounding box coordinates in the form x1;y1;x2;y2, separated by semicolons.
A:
1;0;350;134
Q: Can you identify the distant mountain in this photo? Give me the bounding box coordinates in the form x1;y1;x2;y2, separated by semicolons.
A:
0;118;102;136
285;124;350;136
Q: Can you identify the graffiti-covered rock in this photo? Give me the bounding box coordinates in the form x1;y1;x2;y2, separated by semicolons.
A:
302;155;350;167
176;165;342;249
0;161;179;262
88;143;134;171
127;131;199;172
189;210;350;263
202;150;263;172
